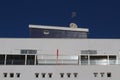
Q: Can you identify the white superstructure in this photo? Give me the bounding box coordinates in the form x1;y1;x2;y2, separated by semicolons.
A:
29;24;89;32
0;25;120;80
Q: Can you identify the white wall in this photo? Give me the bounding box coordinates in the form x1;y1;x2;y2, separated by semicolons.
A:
0;38;119;55
0;65;120;80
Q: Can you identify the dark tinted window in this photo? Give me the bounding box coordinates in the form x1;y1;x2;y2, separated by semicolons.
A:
0;55;5;64
6;55;25;65
10;73;14;78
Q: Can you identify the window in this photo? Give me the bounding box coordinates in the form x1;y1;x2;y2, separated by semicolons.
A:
90;56;107;65
6;55;25;65
81;55;88;65
60;73;64;78
48;73;52;78
10;73;14;78
21;49;37;54
67;73;71;78
16;73;20;78
81;50;97;54
73;73;78;77
35;73;39;78
21;50;27;54
107;72;111;77
43;30;49;35
0;55;5;65
100;72;105;77
109;56;116;64
93;72;98;77
3;73;7;77
27;55;35;65
41;73;46;78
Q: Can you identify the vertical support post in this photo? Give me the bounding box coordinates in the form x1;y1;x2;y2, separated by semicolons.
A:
116;54;118;64
108;55;109;65
88;55;90;65
4;54;7;65
35;55;36;65
78;55;79;65
79;55;81;65
25;55;27;65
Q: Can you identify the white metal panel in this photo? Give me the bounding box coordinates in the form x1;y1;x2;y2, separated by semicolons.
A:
29;24;89;32
0;38;119;55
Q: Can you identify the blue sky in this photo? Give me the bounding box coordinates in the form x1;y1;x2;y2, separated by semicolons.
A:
0;0;120;38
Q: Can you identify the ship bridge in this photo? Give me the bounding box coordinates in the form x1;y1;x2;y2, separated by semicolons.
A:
29;24;89;38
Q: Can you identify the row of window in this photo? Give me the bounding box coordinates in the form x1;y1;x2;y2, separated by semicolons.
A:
3;73;20;78
0;54;117;65
93;72;111;77
30;28;88;38
35;73;78;78
2;72;112;78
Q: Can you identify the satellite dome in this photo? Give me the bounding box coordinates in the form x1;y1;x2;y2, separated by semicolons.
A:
69;23;78;28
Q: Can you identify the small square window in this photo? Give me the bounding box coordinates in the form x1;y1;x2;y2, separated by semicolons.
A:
41;73;46;78
16;73;20;78
93;72;98;77
60;73;64;78
10;73;14;78
48;73;52;78
100;72;105;77
73;73;78;77
67;73;71;78
3;73;7;77
107;72;111;77
35;73;39;78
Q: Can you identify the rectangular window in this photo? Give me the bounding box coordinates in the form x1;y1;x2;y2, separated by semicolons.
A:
81;50;97;54
109;56;116;64
6;55;25;65
107;72;111;77
0;55;5;65
100;72;105;77
81;55;88;65
73;73;78;77
93;72;98;77
48;73;52;78
60;73;64;78
16;73;20;78
35;73;39;78
41;73;46;78
27;55;35;65
67;73;71;78
3;73;7;78
90;56;108;65
21;50;27;54
10;73;14;78
21;49;37;54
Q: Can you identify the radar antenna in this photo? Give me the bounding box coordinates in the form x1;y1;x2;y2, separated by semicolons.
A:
71;12;77;18
69;12;78;28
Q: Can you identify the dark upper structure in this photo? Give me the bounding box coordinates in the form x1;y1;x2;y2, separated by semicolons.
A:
29;23;89;38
